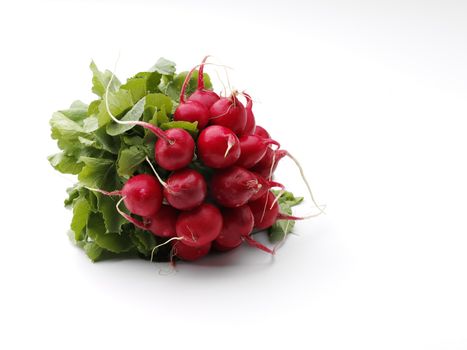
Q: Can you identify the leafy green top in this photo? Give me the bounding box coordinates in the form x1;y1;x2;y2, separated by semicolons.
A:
49;58;212;261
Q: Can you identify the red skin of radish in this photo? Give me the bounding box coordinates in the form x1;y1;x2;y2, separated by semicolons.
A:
174;241;211;261
146;205;178;238
212;240;236;252
254;125;270;139
236;135;278;168
209;94;247;135
248;191;279;230
240;93;256;136
176;203;223;247
155;128;195;171
214;205;255;250
122;174;162;217
210;166;260;208
174;100;210;129
164;168;207;211
173;62;211;129
187;55;220;109
197;125;241;168
249;148;287;179
188;90;220;109
249;172;284;201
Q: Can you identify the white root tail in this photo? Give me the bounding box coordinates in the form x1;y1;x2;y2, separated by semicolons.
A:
150;237;183;263
145;156;168;189
286;151;326;215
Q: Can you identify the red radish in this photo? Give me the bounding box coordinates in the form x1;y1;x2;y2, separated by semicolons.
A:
240;92;256;136
146;205;178;238
105;74;194;171
212;240;235;252
164;168;207;210
250;172;284;201
146;158;207;211
214;205;254;250
249;191;311;230
173;65;210;129
155;128;195;171
209;92;247;135
249;191;279;230
176;203;223;247
210;166;261;208
250;148;287;179
236;135;280;168
91;174;162;217
173;241;211;261
197;125;241;168
254;125;270;139
188;56;220;109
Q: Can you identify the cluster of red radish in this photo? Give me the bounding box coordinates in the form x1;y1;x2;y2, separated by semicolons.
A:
93;56;316;262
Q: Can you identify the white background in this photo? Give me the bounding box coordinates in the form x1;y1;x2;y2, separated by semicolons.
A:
1;0;466;349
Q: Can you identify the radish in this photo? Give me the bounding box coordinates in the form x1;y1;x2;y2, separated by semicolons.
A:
249;191;318;230
187;55;220;109
254;125;270;139
146;205;178;238
155;128;195;171
173;65;210;129
212;205;273;254
146;158;207;211
209;92;247;135
248;191;279;230
210;166;261;208
173;241;211;261
214;205;254;250
249;148;287;179
236;134;280;168
89;174;162;217
240;92;256;136
175;203;223;247
105;74;194;171
197;125;241;168
250;172;284;201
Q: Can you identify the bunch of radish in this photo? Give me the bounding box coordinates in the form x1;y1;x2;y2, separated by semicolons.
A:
61;56;321;264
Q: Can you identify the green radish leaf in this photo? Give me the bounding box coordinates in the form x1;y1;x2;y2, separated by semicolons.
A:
117;145;147;177
145;93;173;114
78;157;118;191
164;71;213;102
84;242;104;262
87;213;132;253
134;71;162;93
90;60;120;97
71;197;91;241
121;77;147;102
130;229;157;257
83;116;99;133
65;185;81;208
88;100;101;116
106;97;146;136
97;194;126;234
122;135;144;146
97;89;134;127
94;127;120;154
48;152;83;175
60;100;88;122
150;57;176;75
268;190;304;243
161;121;198;136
